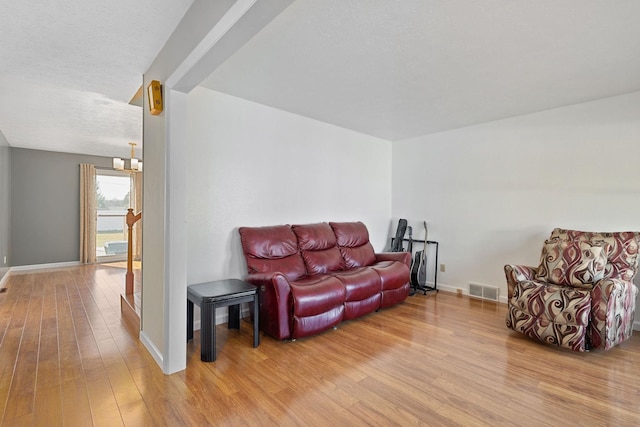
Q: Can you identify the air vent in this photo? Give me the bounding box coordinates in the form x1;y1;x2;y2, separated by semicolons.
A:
468;282;499;302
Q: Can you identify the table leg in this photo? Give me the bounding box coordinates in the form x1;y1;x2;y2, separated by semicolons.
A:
187;300;194;342
201;302;216;362
228;304;240;329
253;292;260;348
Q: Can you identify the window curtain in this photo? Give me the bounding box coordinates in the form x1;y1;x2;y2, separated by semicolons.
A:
79;163;96;263
132;171;143;261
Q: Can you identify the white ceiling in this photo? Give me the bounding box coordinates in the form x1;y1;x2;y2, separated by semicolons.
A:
201;0;640;141
2;1;640;158
0;0;193;157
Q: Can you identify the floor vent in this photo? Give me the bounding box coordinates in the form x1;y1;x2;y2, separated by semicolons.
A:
468;282;499;302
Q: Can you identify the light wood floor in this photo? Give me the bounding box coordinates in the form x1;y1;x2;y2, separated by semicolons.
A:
1;265;639;426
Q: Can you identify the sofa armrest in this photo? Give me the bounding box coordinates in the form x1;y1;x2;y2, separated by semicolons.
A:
376;251;411;268
504;264;537;299
245;272;280;286
244;272;293;340
589;278;638;350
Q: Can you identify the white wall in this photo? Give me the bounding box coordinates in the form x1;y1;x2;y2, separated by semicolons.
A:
141;0;296;373
392;91;640;302
186;88;392;284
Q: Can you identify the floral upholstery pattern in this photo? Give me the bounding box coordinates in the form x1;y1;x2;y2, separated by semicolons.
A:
510;280;591;325
535;239;608;288
504;264;536;299
549;228;640;282
589;278;638;350
505;229;640;351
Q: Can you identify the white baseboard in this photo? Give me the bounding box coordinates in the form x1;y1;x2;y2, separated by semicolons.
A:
139;330;163;369
140;306;251;373
431;281;509;304
438;283;640;331
0;270;9;288
9;261;82;272
435;282;460;295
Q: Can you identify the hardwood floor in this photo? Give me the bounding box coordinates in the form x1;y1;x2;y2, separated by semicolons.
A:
1;265;639;426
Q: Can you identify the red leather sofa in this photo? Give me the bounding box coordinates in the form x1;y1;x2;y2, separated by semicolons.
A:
238;221;411;340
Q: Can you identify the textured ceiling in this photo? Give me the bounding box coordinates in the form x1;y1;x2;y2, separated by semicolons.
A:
201;0;640;141
2;1;640;158
0;0;193;157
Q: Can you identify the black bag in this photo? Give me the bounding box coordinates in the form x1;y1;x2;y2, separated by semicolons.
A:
390;218;408;252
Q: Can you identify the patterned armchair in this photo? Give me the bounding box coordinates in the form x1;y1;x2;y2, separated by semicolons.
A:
505;228;640;351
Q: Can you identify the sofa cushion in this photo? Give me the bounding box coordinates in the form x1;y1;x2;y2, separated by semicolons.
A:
330;221;376;267
331;267;381;301
371;260;410;291
289;276;346;317
293;222;336;250
535;239;608;288
292;306;345;339
549;228;640;282
239;225;306;281
301;249;344;275
342;294;381;321
510;280;592;326
506;305;589;351
293;223;344;275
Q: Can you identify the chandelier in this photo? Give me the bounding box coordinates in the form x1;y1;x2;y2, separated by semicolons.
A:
113;142;143;172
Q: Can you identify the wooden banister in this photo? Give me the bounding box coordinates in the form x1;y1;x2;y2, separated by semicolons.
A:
125;208;142;295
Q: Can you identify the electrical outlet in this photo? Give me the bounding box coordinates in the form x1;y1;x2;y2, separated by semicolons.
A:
3;256;5;264
440;264;446;273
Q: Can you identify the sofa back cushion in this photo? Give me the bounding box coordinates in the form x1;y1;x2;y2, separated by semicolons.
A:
292;223;344;275
535;239;608;288
238;225;306;281
330;221;376;268
549;228;640;282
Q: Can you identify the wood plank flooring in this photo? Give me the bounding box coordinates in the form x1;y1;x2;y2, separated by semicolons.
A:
1;264;639;426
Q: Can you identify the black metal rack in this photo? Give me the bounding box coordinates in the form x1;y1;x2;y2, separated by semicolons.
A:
391;237;439;295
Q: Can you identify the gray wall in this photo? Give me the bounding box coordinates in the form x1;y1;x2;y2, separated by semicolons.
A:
0;132;9;281
10;148;112;266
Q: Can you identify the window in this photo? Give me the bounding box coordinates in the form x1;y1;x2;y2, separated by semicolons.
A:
95;171;132;260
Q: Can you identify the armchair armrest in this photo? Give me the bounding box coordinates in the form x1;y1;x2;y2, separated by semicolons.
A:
376;251;411;268
504;264;538;299
589;278;639;350
244;272;293;340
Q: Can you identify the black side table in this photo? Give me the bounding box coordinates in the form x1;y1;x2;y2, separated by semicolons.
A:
187;279;259;362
